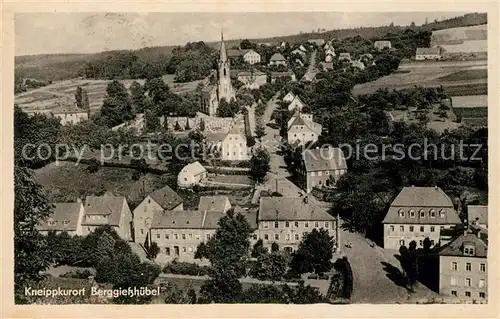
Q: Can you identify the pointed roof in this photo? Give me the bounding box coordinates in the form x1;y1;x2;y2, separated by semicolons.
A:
258;197;335;221
149;185;184;210
438;232;487;258
83;195;127;226
220;30;227;62
270;53;286;61
198;195;231;212
37;202;83;232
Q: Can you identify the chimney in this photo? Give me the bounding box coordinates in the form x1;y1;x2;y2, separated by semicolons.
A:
463;220;468;236
304;196;309;204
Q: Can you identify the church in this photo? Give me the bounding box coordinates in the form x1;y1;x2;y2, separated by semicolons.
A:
201;31;236;116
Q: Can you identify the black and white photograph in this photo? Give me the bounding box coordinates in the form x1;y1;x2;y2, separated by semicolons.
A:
8;7;494;311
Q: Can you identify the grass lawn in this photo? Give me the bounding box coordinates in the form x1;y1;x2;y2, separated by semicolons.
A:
438;69;487;82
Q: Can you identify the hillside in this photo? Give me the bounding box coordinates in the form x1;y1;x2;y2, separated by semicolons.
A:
15;13;487;82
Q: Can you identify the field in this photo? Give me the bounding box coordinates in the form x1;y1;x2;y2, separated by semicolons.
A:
352;60;487;96
14;74;200;115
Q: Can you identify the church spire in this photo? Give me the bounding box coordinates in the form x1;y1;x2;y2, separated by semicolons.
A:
219;29;227;62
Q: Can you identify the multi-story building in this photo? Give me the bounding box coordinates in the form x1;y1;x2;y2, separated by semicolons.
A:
287;112;322;145
198;195;232;213
382;186;462;250
133;185;184;245
282;91;296;103
236;71;267;89
269;53;287;66
286;95;305;112
374;40;392;51
221;126;250;161
81;195;133;241
37;201;85;236
241;49;261;64
438;231;487;302
297;147;347;193
257;196;337;253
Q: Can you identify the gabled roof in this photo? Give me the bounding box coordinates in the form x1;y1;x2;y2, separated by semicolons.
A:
416;47;441;55
468;205;488;226
37;203;82;231
181;161;206;176
302;147;347;172
438;232;487;258
234;206;258;229
241;49;259;56
150;210;225;229
288;113;322;135
270;53;286;61
149;185;184;210
391;186;454;207
198;195;231;212
227;49;242;57
83;196;126;226
258;197;335;221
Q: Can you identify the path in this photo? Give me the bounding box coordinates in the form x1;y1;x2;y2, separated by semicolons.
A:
302;50;318;81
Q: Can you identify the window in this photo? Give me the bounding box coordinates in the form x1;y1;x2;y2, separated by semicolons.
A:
420;226;425;232
294;221;299;228
285;221;290;228
398;209;405;217
264;234;269;240
165;247;170;256
479;292;486;298
480;263;486;272
48;220;57;226
420;210;425;218
182;247;187;252
465;291;471;297
430;240;435;245
430;226;435;232
274;234;279;240
195;234;200;240
311;172;315;176
390;225;395;232
305;222;309;228
206;234;211;240
140;229;144;235
156;233;160;239
315;222;319;228
274;221;279;228
325;171;329;175
174;234;178;240
451;262;457;270
181;234;186;240
63;220;70;226
479;279;485;288
264;222;269;229
465;278;471;286
450;277;456;286
409;210;416;218
466;263;471;271
419;240;423;246
252;234;258;240
325;222;329;228
318;171;322;176
188;247;193;252
464;245;475;256
188;234;192;240
400;226;404;232
165;233;169;239
409;226;414;232
399;240;405;246
430;210;436;218
286;234;290;241
295;234;299;240
439;209;446;218
451;291;457;296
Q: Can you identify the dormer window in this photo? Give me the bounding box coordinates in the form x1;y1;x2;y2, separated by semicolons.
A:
419;210;425;218
409;210;415;218
430;209;436;218
48;220;57;226
398;209;405;218
464;244;475;256
439;209;446;218
63;220;70;226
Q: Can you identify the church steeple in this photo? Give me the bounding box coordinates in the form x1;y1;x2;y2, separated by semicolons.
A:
219;29;227;62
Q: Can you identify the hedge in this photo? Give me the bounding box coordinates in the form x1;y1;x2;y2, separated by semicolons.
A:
162;261;210;276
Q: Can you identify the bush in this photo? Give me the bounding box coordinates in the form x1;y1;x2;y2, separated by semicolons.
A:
60;269;94;279
333;257;353;299
163;261;210;276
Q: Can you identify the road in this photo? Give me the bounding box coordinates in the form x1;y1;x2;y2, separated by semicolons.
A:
302;50;318;81
258;95;436;303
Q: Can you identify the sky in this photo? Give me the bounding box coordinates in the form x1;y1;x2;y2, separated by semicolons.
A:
15;12;470;56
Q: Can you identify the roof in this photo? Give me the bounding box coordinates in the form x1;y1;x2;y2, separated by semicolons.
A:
150;210;225;229
198;195;230;212
234;206;258;229
451;95;487;108
181;161;206;176
241;49;259;55
468;205;488;226
339;52;351;57
258;197;335;221
237;71;266;77
416;47;441;55
438;232;487;258
302;147;347;172
83;196;126;226
270;53;286;61
38;203;82;231
288;114;322;135
227;49;243;57
375;40;391;45
382;187;461;225
206;132;227;143
149;185;184;210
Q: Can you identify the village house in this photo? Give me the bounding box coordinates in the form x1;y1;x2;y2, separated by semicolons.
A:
236;70;267;89
415;47;442;60
351;59;366;70
221;126;250;161
325;47;336;57
198;195;232;213
297;147;347;193
287;112;313;128
291;49;306;59
282;91;296;103
438;231;487;302
338;52;351;61
177;161;207;188
299;45;307;52
308;38;325;46
37;201;85;236
381;186;462;250
286;95;306;111
52;109;89;125
320;62;334;71
81;195;133;241
132;185;184;245
287;112;322;146
374;40;392;50
257;196;337;253
227;49;261;64
269;53;287;66
270;71;297;83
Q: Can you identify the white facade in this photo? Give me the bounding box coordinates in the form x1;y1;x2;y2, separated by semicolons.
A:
243;50;261;64
222;130;250;161
53;111;88;125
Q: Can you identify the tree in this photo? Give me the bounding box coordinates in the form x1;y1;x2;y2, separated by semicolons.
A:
290;228;334;275
271;242;280;252
255;124;266;140
82;90;90;110
199;118;205;131
75;86;83;108
99;80;134;127
130;81;145;113
251;239;267;258
14;166;54;293
240;39;253;50
250;251;287;281
200;267;243;303
217;98;233;117
145;242;160;260
250;147;271;183
145;109;160;132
